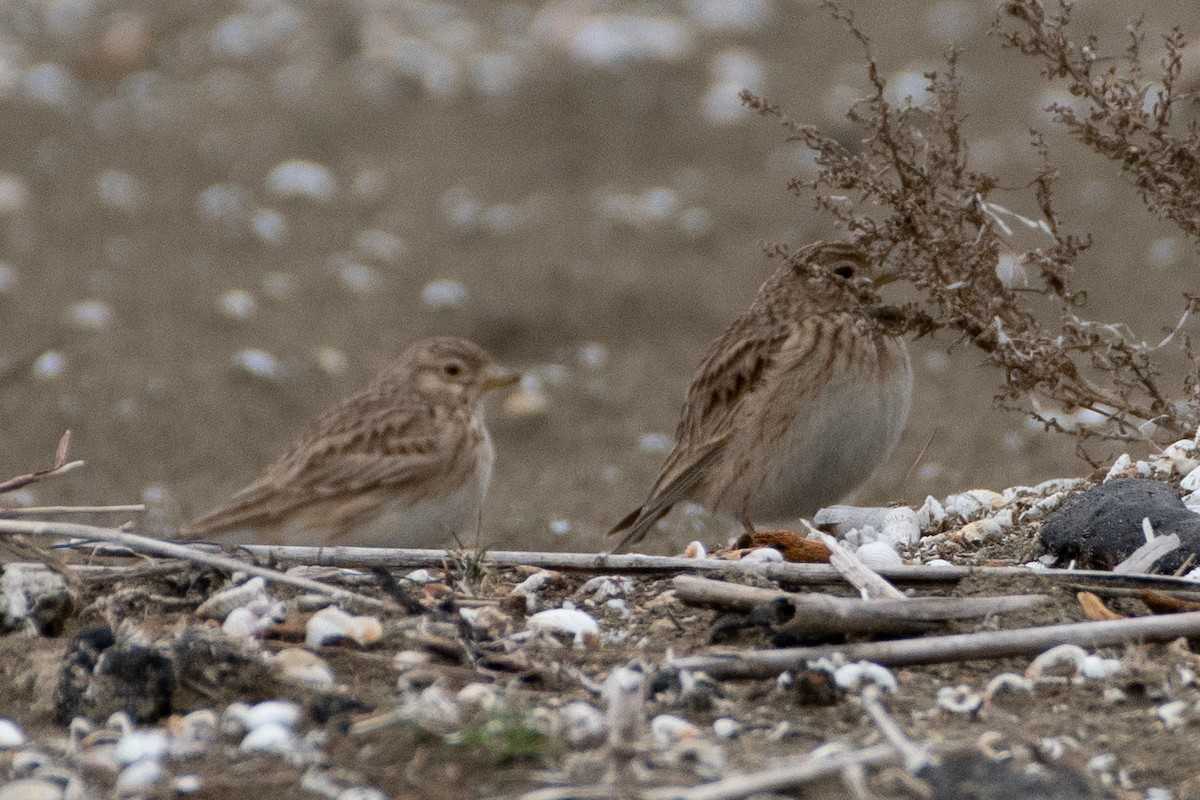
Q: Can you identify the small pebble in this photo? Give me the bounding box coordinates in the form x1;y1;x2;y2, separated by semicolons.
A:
64;299;114;330
231;348;281;381
240;723;295;754
217;289;257;320
0;720;24;749
265;159;336;203
31;350;66;380
420;279;469;310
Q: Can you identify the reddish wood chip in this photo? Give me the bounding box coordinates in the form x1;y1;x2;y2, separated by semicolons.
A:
1076;591;1124;621
751;530;832;563
1140;589;1200;614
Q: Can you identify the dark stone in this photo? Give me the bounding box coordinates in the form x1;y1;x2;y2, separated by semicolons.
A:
89;644;175;723
53;625;116;724
919;751;1102;800
1040;478;1200;571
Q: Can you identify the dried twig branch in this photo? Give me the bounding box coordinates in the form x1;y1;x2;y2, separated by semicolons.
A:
0;504;146;517
0;431;85;495
0;519;396;612
640;743;899;800
673;575;1048;636
666;609;1200;679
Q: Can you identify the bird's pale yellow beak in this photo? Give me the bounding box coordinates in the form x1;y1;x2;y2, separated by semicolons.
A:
482;365;521;391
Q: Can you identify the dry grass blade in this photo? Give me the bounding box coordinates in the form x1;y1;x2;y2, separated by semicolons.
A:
0;430;85;495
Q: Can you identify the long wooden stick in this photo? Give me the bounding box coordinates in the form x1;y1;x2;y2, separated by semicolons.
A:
0;519;395;612
640;743;899;800
8;519;1200;592
665;609;1200;679
225;544;1200;590
673;575;1048;635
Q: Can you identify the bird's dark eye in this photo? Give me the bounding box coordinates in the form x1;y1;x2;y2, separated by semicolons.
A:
833;264;855;279
444;362;462;376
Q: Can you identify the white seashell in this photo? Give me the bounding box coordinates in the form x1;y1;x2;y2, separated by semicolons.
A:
742;547;783;563
196;577;268;621
305;606;382;648
1026;644;1088;680
0;720;24;750
1019;491;1068;523
1105;454;1132;481
638;432;673;454
114;730;168;765
420;279;468;311
650;714;701;749
115;758;163;795
265;159;336;203
456;683;499;711
712;717;740;739
31;350;66;380
222;599;287;638
1182;465;1200;493
1081;655;1123;681
833;661;898;694
337;790;386;800
403;569;437;585
917;495;946;528
174;775;203;793
1158;700;1189;729
577;575;634;601
942;489;1005;520
936;685;983;714
684;541;707;559
527;608;599;646
983;672;1034;702
503;388;549;418
252;209;288;246
353;229;406;263
240;723;295;754
64;299;113;331
880;506;921;545
400;685;461;734
559;701;606;747
812;505;895;534
855;541;902;569
925;559;954;567
217;289;256;321
239;700;301;731
231;348;281;381
957;518;1005;544
268;649;336;689
605;598;631;618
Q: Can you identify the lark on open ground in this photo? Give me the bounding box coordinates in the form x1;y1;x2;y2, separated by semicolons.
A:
183;336;518;549
610;241;913;551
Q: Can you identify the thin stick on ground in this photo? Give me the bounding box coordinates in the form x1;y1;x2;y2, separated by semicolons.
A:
639;743;899;800
673;574;1049;636
665;609;1200;679
0;504;146;516
0;519;397;612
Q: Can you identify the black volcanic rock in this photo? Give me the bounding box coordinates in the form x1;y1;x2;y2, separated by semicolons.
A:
1040;477;1200;571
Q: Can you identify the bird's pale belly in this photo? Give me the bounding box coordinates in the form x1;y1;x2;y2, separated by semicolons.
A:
717;356;912;524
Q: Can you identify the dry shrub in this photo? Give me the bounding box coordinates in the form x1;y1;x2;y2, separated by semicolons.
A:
745;0;1200;462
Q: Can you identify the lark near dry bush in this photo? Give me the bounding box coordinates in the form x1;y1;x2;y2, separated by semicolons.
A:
610;241;913;551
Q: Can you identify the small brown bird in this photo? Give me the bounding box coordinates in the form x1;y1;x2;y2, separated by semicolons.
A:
183;337;518;548
609;241;912;551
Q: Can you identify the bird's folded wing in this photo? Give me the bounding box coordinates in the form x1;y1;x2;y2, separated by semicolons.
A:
184;402;451;536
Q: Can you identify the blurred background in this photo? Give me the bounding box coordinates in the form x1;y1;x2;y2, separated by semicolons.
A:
0;0;1196;552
